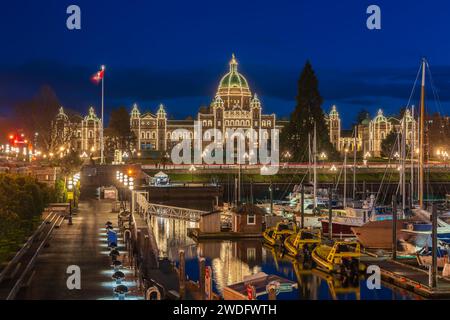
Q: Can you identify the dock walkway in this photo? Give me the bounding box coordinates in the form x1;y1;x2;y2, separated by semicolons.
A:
16;200;140;299
363;258;450;298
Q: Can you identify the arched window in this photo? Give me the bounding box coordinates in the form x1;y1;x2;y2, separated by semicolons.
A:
167;132;171;139
240;120;245;126
262;120;266;127
225;120;229;126
204;131;211;140
246;120;250;126
381;132;385;139
152;131;156;139
208;120;212;127
141;132;145;139
202;120;207;127
267;120;271;127
89;130;93;138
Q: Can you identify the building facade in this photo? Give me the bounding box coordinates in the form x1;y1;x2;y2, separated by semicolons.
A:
51;55;425;160
129;54;281;154
327;105;418;157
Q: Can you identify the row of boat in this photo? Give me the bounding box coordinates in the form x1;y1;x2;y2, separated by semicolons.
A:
263;222;362;274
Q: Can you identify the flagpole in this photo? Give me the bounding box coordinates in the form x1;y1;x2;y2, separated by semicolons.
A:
101;65;105;164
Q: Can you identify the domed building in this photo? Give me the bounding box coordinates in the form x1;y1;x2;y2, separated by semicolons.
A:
129;54;284;154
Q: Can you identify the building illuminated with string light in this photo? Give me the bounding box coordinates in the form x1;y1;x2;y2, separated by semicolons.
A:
328;105;418;157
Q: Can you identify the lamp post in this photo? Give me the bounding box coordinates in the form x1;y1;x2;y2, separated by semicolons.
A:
189;165;196;183
67;177;74;225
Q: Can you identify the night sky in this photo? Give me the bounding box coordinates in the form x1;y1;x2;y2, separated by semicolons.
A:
1;0;450;128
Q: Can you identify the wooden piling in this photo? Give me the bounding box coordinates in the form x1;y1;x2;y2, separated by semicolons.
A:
432;205;438;288
392;195;397;260
300;184;305;229
199;257;206;300
179;250;186;299
328;187;333;240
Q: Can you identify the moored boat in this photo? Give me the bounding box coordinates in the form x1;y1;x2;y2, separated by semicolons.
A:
262;221;298;246
284;229;321;257
311;241;361;273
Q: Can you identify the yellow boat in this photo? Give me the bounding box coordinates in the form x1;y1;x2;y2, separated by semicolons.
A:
311;241;361;273
284;229;322;257
263;221;298;246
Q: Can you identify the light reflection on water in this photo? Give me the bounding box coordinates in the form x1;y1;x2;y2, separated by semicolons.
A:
149;215;423;300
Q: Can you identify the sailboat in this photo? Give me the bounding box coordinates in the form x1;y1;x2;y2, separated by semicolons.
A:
352;59;431;249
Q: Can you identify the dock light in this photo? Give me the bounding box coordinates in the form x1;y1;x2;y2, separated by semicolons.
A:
137;152;141;157
319;152;327;160
189;165;196;172
329;165;337;172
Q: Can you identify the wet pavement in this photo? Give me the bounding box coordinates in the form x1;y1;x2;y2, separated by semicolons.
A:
18;200;139;300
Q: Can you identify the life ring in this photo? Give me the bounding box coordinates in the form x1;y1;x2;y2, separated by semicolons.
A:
146;286;161;300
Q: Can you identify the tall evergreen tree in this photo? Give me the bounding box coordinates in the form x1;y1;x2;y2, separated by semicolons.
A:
106;106;136;156
281;61;337;161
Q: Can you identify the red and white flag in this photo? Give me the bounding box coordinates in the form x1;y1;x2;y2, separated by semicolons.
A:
91;67;105;83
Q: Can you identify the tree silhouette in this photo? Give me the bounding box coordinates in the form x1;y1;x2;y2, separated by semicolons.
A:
281;61;337;161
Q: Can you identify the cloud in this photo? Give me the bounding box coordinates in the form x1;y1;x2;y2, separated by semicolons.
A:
0;60;448;122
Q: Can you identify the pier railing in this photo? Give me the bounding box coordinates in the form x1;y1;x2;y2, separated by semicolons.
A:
135;192;207;222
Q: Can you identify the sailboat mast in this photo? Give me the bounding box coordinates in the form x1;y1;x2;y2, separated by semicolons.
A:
313;122;317;208
411;106;415;204
419;59;426;209
402;109;407;213
308;132;312;183
344;149;347;208
353;126;357;200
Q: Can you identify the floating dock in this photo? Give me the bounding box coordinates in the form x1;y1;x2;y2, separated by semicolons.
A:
187;228;262;240
361;257;450;298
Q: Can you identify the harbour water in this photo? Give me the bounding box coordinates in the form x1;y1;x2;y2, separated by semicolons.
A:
149;213;423;300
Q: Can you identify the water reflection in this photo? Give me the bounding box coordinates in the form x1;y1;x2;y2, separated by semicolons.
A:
149;215;422;300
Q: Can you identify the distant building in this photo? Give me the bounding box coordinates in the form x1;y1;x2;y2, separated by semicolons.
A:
53;55;285;160
129;54;285;154
327;105;418;157
51;55;431;160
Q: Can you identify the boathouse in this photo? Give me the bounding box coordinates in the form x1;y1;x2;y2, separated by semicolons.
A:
199;211;222;233
232;204;265;234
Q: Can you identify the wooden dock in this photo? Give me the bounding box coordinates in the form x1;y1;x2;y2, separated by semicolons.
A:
187;228;262;240
362;258;450;298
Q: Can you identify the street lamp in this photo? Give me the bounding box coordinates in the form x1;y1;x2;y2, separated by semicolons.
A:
189;165;196;183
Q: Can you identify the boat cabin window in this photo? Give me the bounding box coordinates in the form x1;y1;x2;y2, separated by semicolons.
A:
247;214;256;225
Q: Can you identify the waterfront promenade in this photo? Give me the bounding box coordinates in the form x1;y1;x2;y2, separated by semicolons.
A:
18;200;133;300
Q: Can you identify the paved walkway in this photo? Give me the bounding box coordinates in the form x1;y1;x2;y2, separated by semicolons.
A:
19;200;140;300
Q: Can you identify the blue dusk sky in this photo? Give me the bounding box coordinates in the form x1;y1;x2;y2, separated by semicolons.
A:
0;0;449;128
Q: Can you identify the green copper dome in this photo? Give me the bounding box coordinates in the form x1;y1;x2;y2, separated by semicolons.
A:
218;54;250;92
